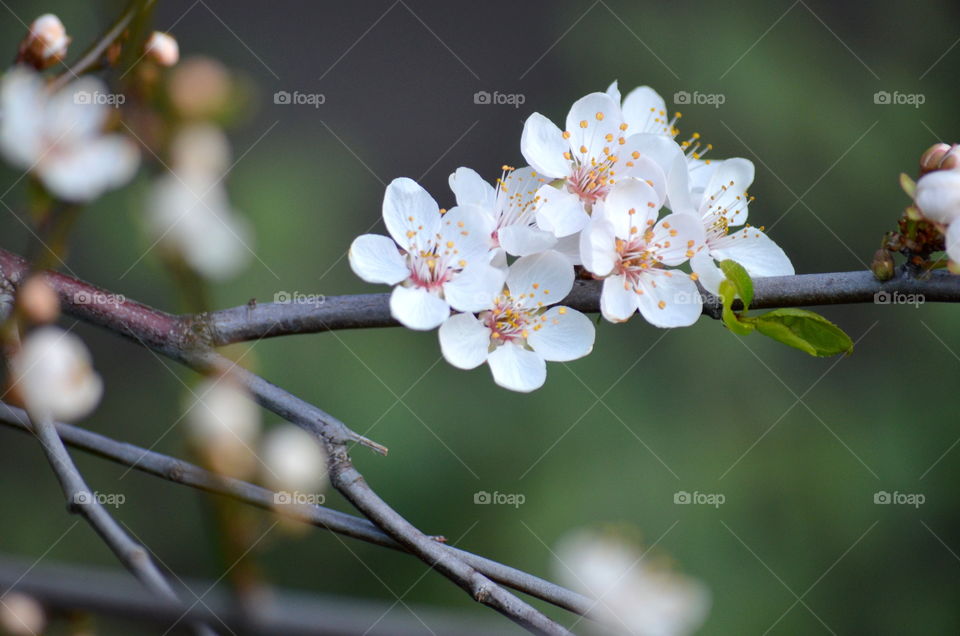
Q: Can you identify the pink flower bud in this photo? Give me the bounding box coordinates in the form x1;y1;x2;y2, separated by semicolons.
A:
145;31;179;67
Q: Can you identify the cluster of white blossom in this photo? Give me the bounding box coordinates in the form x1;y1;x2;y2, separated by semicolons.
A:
350;83;794;392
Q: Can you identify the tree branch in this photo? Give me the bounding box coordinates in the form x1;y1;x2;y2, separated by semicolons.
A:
0;402;593;618
23;411;216;636
202;267;960;344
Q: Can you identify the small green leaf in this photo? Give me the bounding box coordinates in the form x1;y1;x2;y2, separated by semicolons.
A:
753;308;854;357
900;172;917;199
719;280;754;336
718;259;753;311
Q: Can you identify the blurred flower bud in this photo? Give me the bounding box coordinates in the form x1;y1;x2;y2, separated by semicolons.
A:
261;424;329;496
920;143;960;175
915;169;960;225
17;275;60;324
169;57;232;119
18;14;70;70
0;593;46;636
186;377;261;479
170;123;231;178
871;249;895;281
9;327;103;422
145;31;179;67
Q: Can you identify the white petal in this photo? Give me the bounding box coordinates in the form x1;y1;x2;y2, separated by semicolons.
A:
382;177;441;252
599;177;662;239
916;170;960;225
947;222;960;263
710;228;794;278
620;86;668;134
628;134;695;217
699;157;754;227
636;270;702;328
438;313;491;370
390;285;449;331
449;166;497;209
650;213;705;266
565;92;622;163
507;251;574;304
600;275;639;323
605;80;621;105
690;251;725;296
612;138;667;203
580;217;618;277
40;135;139;202
443;263;505;313
498;224;557;256
535;186;589;238
553;233;583;266
0;68;45;166
349;234;409;285
520;113;570;179
495;165;549;223
528;307;595;362
487;343;546;392
688;157;721;198
438;204;496;264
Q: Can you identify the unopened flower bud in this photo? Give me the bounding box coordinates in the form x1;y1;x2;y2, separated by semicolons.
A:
915;169;960;225
261;424;329;496
9;327;103;422
145;31;179;67
169;57;232;119
920;143;960;175
871;249;895;281
0;593;46;636
18;14;70;70
17;275;60;324
186;378;261;479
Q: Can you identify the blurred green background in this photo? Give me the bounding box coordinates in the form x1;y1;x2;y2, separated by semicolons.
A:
2;0;960;633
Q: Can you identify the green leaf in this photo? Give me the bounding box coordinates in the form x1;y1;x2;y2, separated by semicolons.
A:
719;280;754;336
900;172;917;199
718;259;753;311
753;308;854;357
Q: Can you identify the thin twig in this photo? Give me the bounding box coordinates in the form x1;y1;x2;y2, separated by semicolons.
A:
24;410;216;636
0;402;593;618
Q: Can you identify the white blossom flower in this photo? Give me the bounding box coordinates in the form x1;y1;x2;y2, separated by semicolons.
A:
520;91;689;238
916;169;960;262
448;165;558;257
438;250;594;392
261;424;329;494
146;124;253;280
19;14;70;69
9;326;103;422
580;178;706;327
554;527;710;636
0;68;138;202
186;378;261;479
145;31;179;67
350;177;506;331
683;159;794;294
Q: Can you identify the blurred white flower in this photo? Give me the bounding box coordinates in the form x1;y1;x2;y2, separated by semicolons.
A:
0;68;139;202
261;424;329;494
554;528;710;636
438;250;593;392
186;378;261;479
145;31;179;67
19;13;70;69
349;177;505;331
0;592;46;636
9;326;103;422
146;124;253;281
579;178;705;327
